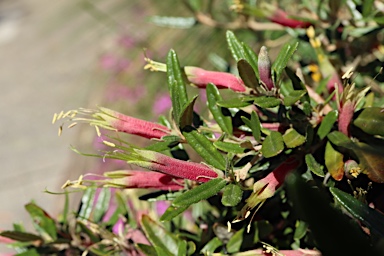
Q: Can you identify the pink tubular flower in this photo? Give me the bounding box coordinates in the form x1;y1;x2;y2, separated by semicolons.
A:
268;8;311;28
258;46;274;90
128;148;221;182
235;157;301;222
107;171;184;190
184;66;247;92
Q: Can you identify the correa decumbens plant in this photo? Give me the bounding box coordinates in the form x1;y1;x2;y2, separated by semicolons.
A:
2;1;384;255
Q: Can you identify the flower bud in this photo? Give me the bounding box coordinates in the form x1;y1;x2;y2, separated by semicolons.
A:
184;66;246;92
258;46;274;90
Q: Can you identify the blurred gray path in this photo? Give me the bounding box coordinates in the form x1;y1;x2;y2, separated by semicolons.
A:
0;0;108;237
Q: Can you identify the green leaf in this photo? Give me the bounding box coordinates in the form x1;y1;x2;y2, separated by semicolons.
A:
137;243;158;256
272;42;299;82
217;97;254;108
172;178;227;207
0;231;42;242
160;205;189;221
179;95;198;129
283;90;307;106
253;96;281;108
145;135;181;152
25;203;57;241
226;31;245;61
78;187;97;220
237;59;258;90
325;142;344;181
206;83;233;134
227;228;244;253
286;173;379;256
92;188;111;223
283;128;306;148
261;131;284;158
214;141;246;154
241;111;261;142
167;49;188;126
221;184;243;207
200;237;223;254
317;110;337;139
182;128;226;170
177;240;188;256
15;249;40;256
149;16;196;29
327;131;353;147
330;187;384;239
305;154;325;177
242;43;259;78
293;220;308;240
353;107;384;136
77;221;99;243
141;214;179;256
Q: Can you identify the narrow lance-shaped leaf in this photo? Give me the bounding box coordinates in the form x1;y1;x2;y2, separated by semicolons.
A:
172;178;227;207
272;42;299;82
141;214;179;255
214;141;246;154
241;111;261;142
92;188;111;223
160;205;189;222
25;203;57;242
79;187;97;220
167;49;188;126
226;31;245;61
182;128;226;170
206;83;232;134
330;187;384;239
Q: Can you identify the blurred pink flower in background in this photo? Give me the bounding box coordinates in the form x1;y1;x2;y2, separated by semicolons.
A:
105;83;146;103
152;94;172;115
100;54;130;73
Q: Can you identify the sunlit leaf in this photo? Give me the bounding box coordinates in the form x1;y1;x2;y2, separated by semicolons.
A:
324;142;344;181
283;128;306;148
261;131;284;158
221;184;243;207
78;187;97;220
